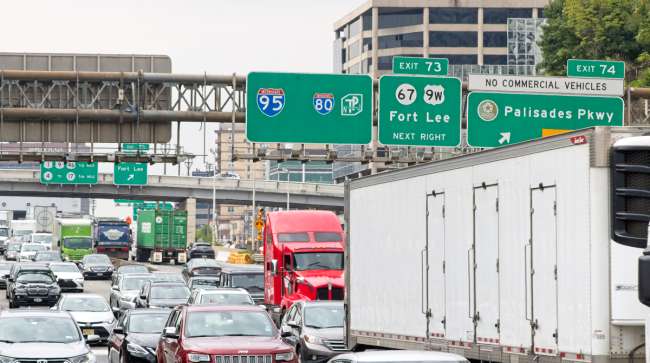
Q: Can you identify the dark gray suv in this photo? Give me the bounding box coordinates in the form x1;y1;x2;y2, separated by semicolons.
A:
6;264;61;308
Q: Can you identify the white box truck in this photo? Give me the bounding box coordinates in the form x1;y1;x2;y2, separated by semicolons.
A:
345;127;650;362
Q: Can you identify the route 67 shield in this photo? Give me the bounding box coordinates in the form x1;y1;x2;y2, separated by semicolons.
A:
256;88;285;117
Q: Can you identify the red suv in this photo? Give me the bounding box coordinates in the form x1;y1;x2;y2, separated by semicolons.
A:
157;304;297;363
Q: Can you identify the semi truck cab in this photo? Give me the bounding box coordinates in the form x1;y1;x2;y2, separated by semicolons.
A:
263;210;345;324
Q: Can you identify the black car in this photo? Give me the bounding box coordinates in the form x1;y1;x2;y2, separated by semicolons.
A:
111;264;150;286
187;242;215;260
6;264;61;307
79;253;114;279
218;263;264;304
33;251;63;264
107;308;171;363
181;258;222;281
135;280;190;309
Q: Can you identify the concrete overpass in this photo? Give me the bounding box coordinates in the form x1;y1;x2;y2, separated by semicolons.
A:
0;169;344;211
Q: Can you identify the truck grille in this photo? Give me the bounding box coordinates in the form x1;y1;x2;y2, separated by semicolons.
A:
214;355;272;363
323;338;347;351
316;287;344;300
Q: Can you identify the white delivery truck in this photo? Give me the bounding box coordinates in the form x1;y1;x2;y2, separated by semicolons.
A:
10;219;35;241
345;127;650;362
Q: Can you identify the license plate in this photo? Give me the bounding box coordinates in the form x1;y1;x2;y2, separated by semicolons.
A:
96;273;103;276
83;329;94;336
33;298;42;303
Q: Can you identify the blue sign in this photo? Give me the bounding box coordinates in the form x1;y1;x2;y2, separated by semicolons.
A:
313;93;334;115
256;88;285;117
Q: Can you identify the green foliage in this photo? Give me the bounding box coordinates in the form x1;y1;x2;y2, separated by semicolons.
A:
195;224;213;243
539;0;650;85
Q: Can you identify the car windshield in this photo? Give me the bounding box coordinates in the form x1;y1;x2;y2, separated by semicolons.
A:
230;274;264;291
118;265;148;274
7;243;21;251
0;229;8;237
35;253;61;261
304;305;344;329
22;244;46;252
153;274;184;283
13;230;32;236
200;293;254;305
151;285;190;299
185;311;275;338
50;264;79;273
293;252;344;271
63;237;92;249
189;259;218;268
83;255;111;264
193;243;211;249
0;316;81;343
121;276;152;291
61;296;110;312
32;235;53;244
191;278;220;288
128;313;170;334
16;272;53;283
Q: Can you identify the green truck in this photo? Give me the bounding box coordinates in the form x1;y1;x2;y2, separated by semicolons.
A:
54;218;94;262
135;209;187;264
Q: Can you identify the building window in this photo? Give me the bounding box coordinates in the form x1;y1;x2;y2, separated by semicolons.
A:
227;206;235;212
378;8;423;29
483;8;532;24
429;8;477;24
362;58;372;73
362;38;372;52
348;40;361;60
349;17;362;38
483;55;508;64
349;62;362;74
432;54;478;64
377;56;393;70
538;8;545;18
483;32;507;47
378;32;423;49
429;31;477;47
362;10;373;31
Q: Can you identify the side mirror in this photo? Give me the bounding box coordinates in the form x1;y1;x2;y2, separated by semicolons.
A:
112;326;124;335
270;259;278;276
139;293;146;300
639;251;650;307
111;285;119;291
163;327;178;339
280;325;292;337
86;335;101;344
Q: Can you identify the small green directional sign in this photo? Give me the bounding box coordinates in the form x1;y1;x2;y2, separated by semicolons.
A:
466;92;624;148
40;161;98;185
392;56;448;76
567;59;625;79
122;143;150;152
114;163;148;186
378;75;461;146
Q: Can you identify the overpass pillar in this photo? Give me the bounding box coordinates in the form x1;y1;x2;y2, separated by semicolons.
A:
185;197;196;245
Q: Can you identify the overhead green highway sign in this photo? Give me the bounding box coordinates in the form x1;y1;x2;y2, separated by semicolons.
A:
114;163;148;186
122;143;150;153
245;72;373;144
392;56;448;76
466;92;624;148
378;75;461;146
567;59;625;79
40;161;98;185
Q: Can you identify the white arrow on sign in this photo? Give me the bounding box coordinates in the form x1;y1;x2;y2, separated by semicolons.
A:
128;174;134;181
498;132;511;145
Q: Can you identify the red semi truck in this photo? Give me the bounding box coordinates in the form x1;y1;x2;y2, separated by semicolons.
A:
263;210;345;323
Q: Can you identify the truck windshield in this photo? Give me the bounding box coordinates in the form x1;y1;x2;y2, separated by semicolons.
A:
32;234;52;244
293;252;344;271
63;237;92;249
14;230;32;236
231;274;264;291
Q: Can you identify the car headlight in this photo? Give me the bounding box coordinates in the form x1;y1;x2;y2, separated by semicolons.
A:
49;285;61;293
69;352;96;363
304;334;323;344
127;343;149;356
103;318;114;324
276;351;295;361
187;353;211;362
0;355;15;363
74;278;85;283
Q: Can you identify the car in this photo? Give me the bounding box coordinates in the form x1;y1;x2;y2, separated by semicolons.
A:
30;232;54;250
153;272;185;283
328;351;468;363
111;263;150;286
108;308;172;363
187;275;221;290
110;273;155;316
79;253;114;279
52;293;116;343
280;301;347;363
188;287;255;306
6;264;61;307
34;250;64;264
0;309;100;360
0;261;14;289
218;263;264;303
181;257;222;280
49;262;85;292
187;242;216;260
157;304;297;363
18;242;47;261
135;280;190;309
4;241;21;261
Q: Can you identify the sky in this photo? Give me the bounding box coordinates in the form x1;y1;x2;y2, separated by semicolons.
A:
0;0;366;217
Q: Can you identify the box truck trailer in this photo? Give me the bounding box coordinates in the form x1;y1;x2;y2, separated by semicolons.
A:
345;127;650;362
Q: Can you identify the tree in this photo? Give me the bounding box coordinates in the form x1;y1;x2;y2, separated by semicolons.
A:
539;0;650;85
195;224;213;243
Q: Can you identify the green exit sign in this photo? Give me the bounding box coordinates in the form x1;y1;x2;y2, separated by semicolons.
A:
40;161;98;185
114;163;148;186
392;56;448;76
122;143;150;153
567;59;625;79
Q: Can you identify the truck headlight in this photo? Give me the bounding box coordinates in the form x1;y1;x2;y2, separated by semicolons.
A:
187;353;211;362
275;351;295;361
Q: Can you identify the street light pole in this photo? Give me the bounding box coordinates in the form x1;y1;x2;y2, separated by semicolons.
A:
286;170;290;210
